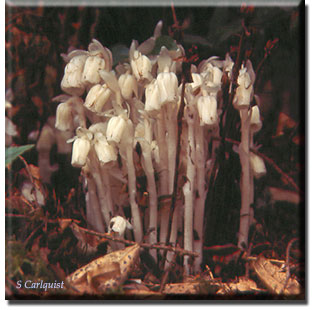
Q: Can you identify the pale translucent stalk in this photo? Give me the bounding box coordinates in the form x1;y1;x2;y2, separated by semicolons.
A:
88;157;111;227
156;108;169;195
193;121;207;273
85;175;106;233
156;108;169;250
159;103;177;251
238;109;251;249
100;165;114;219
122;120;143;243
140;140;158;260
165;103;178;194
183;108;196;275
164;200;181;269
143;117;158;260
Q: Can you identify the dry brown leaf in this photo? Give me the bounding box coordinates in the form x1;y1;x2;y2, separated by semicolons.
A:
67;243;140;294
251;255;301;295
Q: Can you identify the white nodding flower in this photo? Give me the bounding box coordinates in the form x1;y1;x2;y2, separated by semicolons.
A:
201;63;223;89
250;153;266;178
71;137;91;167
82;54;106;85
55;101;73;131
189;73;203;91
61;54;87;96
197;95;218;126
233;65;254;109
118;72;138;100
21;181;45;206
106;115;127;143
223;53;234;78
84;83;113;113
156;71;178;104
130;48;153;82
88;39;113;72
93;132;117;164
70;128;93;168
250;105;262;133
145;79;161;111
108;216;133;236
157;47;174;74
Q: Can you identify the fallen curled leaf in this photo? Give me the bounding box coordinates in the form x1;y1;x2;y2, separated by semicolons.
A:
251;255;302;295
67;243;140;294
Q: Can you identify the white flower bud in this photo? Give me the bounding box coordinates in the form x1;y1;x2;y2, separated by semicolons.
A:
61;54;87;96
82;54;106;85
223;53;234;78
94;132;117;164
250;153;266;178
130;50;152;82
250;105;262;133
189;73;203;90
55;101;73;131
84;83;113;113
108;216;133;236
71;137;91;167
118;73;138;100
239;105;262;133
201;63;223;88
145;80;161;111
106;115;127;143
197;95;218;126
156;71;178;104
233;67;253;109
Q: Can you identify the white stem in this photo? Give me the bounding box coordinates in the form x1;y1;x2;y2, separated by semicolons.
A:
183;106;196;275
155;108;169;249
122;120;143;243
88;158;111;227
140;140;158;260
141;118;158;260
193;121;207;273
164;200;181;270
238;109;251;249
165;103;178;194
85;174;106;233
159;103;177;251
100;165;114;218
156;108;169;195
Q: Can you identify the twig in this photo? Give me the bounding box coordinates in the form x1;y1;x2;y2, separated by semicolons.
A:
72;223;199;257
159;252;178;293
211;136;302;194
167;78;187;245
281;237;299;294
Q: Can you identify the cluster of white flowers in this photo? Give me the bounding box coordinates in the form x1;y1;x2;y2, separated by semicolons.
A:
54;21;266;273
